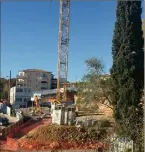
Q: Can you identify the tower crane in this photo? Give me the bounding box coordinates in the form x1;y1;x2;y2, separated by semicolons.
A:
32;0;73;111
56;0;70;103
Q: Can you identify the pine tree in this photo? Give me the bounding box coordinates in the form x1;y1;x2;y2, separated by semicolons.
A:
110;1;144;151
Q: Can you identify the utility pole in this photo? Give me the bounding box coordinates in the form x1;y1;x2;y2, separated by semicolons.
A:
76;76;78;88
8;70;11;102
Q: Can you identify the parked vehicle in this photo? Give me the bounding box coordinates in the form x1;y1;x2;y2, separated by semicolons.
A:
0;117;9;126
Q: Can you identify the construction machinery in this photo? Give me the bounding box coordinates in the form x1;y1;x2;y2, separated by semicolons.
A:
48;97;61;104
33;95;41;113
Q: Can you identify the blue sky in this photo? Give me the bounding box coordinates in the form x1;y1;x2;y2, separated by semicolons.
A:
1;1;144;81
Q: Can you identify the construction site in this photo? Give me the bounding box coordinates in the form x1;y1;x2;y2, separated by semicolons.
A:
0;0;133;152
0;98;113;152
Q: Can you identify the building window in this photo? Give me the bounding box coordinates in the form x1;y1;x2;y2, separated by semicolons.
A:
16;98;22;102
36;79;37;81
36;85;37;88
24;98;27;102
41;87;47;90
24;88;27;92
41;81;47;83
42;73;47;78
24;98;31;102
16;88;23;92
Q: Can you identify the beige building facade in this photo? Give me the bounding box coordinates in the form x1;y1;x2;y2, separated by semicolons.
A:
16;69;53;91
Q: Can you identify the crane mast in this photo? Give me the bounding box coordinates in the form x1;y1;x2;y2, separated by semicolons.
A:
57;0;70;102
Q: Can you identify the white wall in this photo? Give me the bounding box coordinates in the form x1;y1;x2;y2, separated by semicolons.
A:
10;86;33;109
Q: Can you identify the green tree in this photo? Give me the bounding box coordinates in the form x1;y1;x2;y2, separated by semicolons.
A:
10;78;16;87
110;1;144;151
0;78;16;100
77;57;113;110
0;79;4;98
0;78;5;99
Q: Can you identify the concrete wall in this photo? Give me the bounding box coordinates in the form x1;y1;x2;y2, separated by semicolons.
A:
51;103;76;125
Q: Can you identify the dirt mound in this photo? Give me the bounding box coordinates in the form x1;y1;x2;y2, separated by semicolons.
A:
19;140;108;150
20;124;106;142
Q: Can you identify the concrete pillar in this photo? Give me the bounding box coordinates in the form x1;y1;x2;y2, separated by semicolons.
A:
61;106;65;125
64;107;69;125
68;107;76;125
52;108;62;125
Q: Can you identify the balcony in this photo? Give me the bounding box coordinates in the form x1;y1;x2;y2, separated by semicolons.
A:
41;83;48;87
16;74;28;79
17;79;27;84
51;84;57;89
41;87;48;90
41;81;47;83
41;83;48;89
41;77;48;82
52;79;57;85
17;83;27;87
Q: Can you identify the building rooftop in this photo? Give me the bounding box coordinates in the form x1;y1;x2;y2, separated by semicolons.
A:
33;87;77;96
20;69;52;73
10;86;32;89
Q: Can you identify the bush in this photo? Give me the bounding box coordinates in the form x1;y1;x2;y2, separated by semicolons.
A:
125;148;132;152
100;119;111;127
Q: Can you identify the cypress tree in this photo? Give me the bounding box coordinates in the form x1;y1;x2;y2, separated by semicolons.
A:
110;1;144;151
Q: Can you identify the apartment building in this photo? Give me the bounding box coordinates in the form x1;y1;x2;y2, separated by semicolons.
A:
10;86;33;109
16;69;53;91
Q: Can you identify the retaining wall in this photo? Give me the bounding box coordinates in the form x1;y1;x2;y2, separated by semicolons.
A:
0;116;30;137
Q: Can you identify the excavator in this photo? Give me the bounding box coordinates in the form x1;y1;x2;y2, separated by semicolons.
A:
31;95;41;115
